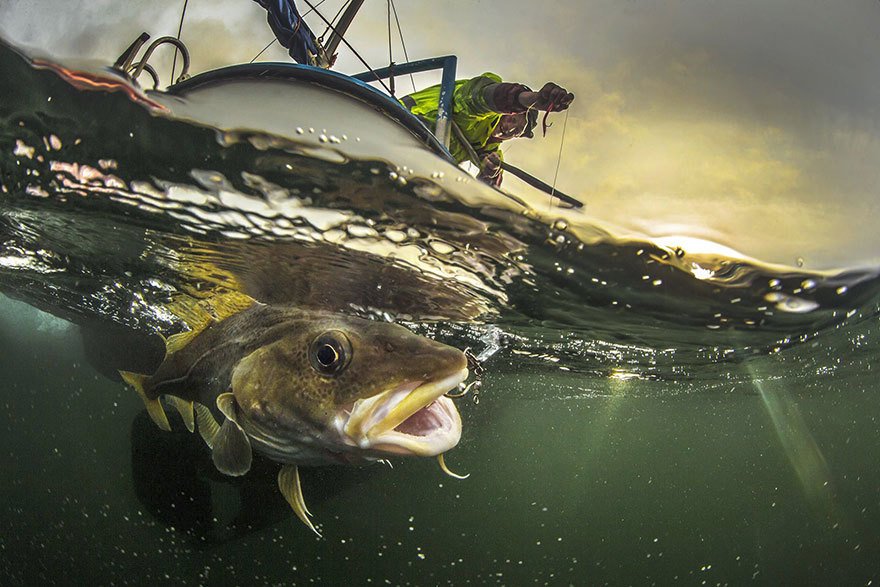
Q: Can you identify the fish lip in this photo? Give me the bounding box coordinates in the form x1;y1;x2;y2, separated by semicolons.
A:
338;367;468;457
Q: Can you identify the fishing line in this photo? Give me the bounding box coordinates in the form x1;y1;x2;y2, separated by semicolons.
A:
300;0;393;94
389;0;417;92
549;107;570;211
320;0;350;40
250;39;276;63
387;0;393;66
386;0;394;95
171;0;189;84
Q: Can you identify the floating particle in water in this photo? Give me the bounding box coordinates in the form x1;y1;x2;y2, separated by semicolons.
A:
764;292;819;313
13;140;35;158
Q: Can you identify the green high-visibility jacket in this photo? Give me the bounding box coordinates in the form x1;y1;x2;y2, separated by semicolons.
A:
402;72;505;165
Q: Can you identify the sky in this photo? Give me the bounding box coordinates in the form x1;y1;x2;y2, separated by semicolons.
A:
2;0;880;269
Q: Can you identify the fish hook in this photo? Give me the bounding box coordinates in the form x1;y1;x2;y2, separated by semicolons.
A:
464;347;485;377
445;380;481;399
445;348;485;401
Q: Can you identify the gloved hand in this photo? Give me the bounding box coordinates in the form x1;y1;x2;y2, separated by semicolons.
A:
478;152;503;186
534;82;575;111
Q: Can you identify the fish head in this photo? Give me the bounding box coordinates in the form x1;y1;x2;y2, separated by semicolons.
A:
230;313;468;463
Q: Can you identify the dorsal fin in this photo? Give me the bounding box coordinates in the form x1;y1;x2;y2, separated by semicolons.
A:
164;330;201;356
162;289;255;358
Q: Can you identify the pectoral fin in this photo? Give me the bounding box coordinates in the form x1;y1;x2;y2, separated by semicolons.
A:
120;371;170;432
168;396;195;433
278;465;320;537
216;392;238;422
212;417;252;476
211;393;252;476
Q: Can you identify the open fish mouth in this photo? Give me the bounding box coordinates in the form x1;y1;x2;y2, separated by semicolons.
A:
337;368;468;457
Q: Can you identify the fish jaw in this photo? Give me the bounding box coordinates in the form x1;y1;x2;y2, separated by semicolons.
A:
336;367;468;457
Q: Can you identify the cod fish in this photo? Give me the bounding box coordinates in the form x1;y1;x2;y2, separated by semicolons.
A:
121;303;468;535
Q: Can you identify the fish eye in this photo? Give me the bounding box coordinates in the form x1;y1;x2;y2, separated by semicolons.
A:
309;330;352;376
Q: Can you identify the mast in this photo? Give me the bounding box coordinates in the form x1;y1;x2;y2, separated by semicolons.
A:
324;0;366;57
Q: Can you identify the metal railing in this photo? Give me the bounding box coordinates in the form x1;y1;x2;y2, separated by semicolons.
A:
352;55;457;149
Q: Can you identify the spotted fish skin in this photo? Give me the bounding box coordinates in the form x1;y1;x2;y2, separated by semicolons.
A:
138;304;311;407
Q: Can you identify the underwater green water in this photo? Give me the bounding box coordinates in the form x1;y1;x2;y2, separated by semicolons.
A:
2;295;878;585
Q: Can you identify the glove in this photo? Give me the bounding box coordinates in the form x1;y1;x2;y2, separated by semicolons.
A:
478;152;503;186
534;82;575;111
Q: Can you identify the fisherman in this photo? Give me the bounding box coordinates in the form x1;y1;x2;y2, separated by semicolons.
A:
401;73;575;185
253;0;334;68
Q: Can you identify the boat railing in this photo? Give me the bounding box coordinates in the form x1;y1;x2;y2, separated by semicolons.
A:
351;56;457;150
